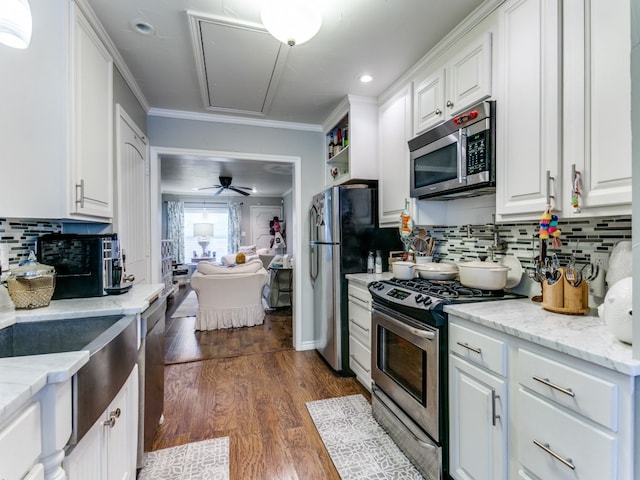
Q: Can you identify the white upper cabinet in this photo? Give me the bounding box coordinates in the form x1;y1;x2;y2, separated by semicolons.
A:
0;0;113;221
413;32;493;136
378;86;412;226
496;0;632;221
561;0;632;217
495;0;562;221
322;95;378;187
70;4;114;219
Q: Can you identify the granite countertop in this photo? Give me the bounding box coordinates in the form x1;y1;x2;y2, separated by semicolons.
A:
0;283;164;425
445;299;640;376
345;272;393;286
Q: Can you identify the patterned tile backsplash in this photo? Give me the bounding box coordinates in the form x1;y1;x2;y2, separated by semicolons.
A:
0;218;62;268
0;215;631;275
426;216;632;272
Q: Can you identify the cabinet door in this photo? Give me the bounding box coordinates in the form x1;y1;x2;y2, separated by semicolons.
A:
449;355;507;480
106;365;138;480
446;32;493;117
378;86;412;226
63;418;103;480
116;106;150;284
562;0;632;216
413;68;446;135
70;4;113;219
496;0;562;220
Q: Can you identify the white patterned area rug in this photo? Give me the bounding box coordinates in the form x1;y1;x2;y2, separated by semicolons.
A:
306;394;424;479
171;291;198;318
138;437;229;480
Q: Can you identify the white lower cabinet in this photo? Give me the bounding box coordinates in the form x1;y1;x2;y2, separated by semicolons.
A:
449;322;507;480
449;315;636;480
0;402;42;480
347;282;372;391
64;365;138;480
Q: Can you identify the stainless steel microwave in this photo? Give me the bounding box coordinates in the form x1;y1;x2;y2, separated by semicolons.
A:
409;100;496;200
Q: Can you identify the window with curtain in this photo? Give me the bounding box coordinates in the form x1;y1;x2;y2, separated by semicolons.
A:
184;205;229;261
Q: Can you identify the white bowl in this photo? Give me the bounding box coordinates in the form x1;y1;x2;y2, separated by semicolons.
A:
414;263;458;280
457;261;509;290
392;261;416;280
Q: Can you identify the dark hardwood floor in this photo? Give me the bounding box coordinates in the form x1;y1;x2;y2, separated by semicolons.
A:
154;285;370;479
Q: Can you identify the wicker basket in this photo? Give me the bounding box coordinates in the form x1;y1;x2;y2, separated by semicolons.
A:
7;274;55;309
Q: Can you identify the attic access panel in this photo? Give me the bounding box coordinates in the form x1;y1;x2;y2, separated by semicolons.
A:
188;12;288;116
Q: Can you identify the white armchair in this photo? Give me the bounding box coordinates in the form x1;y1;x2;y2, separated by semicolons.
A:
190;259;268;330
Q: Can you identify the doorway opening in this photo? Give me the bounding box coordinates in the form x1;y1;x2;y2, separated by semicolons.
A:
149;146;303;350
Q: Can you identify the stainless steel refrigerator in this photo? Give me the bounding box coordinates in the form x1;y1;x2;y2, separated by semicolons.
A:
309;183;379;372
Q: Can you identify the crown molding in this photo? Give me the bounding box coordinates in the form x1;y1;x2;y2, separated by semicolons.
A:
148;107;323;132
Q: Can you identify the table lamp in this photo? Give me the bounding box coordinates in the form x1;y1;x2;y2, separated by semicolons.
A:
193;223;214;257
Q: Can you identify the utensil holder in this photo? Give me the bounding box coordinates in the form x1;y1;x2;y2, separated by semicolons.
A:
563;276;589;312
541;269;564;309
542;268;589;314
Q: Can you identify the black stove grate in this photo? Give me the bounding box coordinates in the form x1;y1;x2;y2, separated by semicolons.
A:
384;278;512;302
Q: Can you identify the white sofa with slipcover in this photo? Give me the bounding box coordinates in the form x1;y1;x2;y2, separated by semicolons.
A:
190;258;268;330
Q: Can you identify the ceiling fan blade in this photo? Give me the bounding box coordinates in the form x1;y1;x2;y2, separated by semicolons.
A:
213;187;225;196
233;185;253;191
229;186;251;196
195;184;222;191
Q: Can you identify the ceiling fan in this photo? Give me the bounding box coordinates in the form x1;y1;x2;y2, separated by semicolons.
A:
194;176;253;196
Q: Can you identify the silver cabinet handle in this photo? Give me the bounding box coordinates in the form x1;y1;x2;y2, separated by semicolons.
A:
446;100;454;108
75;179;85;208
103;407;121;428
456;341;482;355
435;108;442;115
350;318;370;334
533;440;576;470
491;389;500;426
532;376;575;397
348;294;371;312
350;354;370;373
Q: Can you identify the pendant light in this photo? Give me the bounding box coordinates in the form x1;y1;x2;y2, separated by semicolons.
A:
261;0;321;47
0;0;32;49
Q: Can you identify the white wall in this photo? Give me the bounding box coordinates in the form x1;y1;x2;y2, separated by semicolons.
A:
148;116;324;349
630;0;640;356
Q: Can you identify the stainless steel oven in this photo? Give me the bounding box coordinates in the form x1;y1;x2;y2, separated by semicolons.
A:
372;304;440;441
371;302;445;479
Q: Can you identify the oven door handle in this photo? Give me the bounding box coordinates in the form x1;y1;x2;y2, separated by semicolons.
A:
382;311;436;340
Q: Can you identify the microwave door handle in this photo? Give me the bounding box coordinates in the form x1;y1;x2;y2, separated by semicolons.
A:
457;128;466;184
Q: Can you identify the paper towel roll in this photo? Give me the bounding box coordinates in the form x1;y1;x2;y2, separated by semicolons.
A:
0;245;8;272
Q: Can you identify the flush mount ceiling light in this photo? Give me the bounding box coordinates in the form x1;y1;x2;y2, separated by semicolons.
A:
359;74;373;83
131;19;155;36
261;0;321;47
0;0;32;49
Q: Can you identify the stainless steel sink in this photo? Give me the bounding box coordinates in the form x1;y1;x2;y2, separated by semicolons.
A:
0;315;138;445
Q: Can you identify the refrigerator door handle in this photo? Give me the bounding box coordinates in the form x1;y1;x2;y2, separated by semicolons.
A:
310;244;318;282
309;204;319;282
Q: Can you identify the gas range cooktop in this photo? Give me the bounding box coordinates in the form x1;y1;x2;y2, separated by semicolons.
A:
369;277;526;312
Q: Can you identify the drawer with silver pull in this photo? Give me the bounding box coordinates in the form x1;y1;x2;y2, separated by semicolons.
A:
349;334;371;390
449;321;506;376
517;348;617;430
518;388;615;480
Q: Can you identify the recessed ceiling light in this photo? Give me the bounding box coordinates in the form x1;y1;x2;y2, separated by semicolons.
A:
359;74;373;83
132;19;155;36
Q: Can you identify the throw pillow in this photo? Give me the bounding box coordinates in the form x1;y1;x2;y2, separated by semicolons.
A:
239;244;257;255
236;252;246;264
